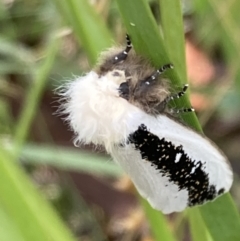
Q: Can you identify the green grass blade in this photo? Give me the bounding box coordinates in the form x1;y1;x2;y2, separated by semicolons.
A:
188;209;212;241
116;0;170;66
0;149;77;241
20;144;122;177
0;207;25;241
52;0;112;64
200;195;240;241
14;36;59;153
159;0;187;81
141;199;176;241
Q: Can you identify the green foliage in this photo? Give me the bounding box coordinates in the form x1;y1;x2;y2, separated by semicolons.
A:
0;149;77;241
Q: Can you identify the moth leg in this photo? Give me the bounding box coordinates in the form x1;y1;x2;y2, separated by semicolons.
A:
113;34;132;63
143;64;173;113
145;64;173;84
170;107;195;114
164;84;189;103
157;84;192;113
164;84;194;113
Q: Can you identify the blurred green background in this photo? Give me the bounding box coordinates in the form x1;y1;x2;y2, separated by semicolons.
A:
1;0;240;241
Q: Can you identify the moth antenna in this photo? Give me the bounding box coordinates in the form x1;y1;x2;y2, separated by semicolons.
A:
113;34;132;63
170;107;195;114
164;84;189;104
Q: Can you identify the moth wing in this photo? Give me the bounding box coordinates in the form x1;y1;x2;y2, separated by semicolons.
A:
151;115;233;193
111;145;189;214
111;114;233;214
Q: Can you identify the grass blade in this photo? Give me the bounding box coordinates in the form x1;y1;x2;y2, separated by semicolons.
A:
0;148;77;241
200;195;240;241
0;207;25;241
20;144;122;177
159;0;187;81
53;0;112;64
188;209;212;241
141;199;176;241
14;36;59;153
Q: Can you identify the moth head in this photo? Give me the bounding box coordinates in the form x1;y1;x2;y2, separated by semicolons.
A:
94;69;129;102
110;72;162;117
104;69;129;98
96;52;170;115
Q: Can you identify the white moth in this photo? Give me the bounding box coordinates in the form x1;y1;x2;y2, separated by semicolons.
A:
58;35;233;214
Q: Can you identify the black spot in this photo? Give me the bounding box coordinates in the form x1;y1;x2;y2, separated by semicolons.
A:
218;188;225;195
118;82;129;100
128;124;224;206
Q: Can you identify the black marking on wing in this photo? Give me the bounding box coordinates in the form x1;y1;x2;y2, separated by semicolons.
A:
128;124;224;206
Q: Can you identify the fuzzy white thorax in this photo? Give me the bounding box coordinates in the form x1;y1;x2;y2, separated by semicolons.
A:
60;71;143;152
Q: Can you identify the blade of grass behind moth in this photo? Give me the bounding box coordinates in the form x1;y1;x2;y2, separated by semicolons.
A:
159;0;187;82
199;195;240;241
159;0;201;131
117;0;171;67
116;0;201;130
188;208;212;241
0;207;25;241
158;0;200;136
141;199;176;241
0;148;78;241
52;0;112;65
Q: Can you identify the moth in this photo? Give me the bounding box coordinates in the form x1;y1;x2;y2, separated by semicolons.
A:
59;35;233;214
